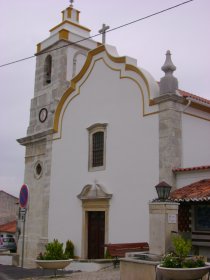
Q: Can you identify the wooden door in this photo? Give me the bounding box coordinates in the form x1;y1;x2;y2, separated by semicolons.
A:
88;211;105;259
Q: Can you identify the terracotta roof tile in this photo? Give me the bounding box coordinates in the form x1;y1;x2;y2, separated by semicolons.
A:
0;220;16;233
170;179;210;202
156;82;210;105
178;89;210;105
173;165;210;173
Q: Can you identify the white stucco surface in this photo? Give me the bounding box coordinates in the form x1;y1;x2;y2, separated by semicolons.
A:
67;48;87;80
175;170;210;188
21;3;210;268
182;112;210;167
50;22;90;38
48;52;159;257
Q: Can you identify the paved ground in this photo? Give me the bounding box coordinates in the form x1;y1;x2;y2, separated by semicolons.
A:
0;265;120;280
26;267;120;280
0;265;72;280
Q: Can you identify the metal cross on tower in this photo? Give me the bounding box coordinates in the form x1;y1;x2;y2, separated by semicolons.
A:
69;0;74;7
98;23;110;44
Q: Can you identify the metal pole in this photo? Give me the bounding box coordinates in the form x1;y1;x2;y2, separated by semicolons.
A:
21;208;26;268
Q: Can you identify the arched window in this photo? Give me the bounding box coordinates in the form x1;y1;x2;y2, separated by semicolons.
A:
72;51;87;77
44;55;52;85
87;123;107;171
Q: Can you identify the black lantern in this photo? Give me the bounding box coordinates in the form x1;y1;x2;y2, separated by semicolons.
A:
155;181;172;201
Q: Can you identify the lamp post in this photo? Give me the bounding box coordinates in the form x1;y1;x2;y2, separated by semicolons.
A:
154;181;172;201
149;181;178;255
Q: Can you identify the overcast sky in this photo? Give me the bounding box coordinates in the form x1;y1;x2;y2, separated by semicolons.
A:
0;0;210;197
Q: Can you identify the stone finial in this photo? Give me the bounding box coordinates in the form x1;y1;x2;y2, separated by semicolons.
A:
159;50;178;95
161;50;176;73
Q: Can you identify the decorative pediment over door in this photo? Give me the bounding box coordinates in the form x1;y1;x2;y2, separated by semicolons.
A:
77;183;112;200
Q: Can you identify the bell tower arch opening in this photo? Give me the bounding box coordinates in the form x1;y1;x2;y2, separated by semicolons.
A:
44;55;52;85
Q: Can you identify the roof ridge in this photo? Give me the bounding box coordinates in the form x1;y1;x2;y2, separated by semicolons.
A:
170;178;210;202
173;165;210;173
178;89;210;105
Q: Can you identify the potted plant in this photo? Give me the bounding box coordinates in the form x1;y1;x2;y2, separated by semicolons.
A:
35;239;73;271
157;235;210;280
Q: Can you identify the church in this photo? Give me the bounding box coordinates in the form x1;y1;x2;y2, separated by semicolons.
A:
18;3;210;267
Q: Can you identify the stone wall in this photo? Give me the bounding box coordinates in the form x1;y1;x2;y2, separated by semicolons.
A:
0;191;18;225
156;94;184;188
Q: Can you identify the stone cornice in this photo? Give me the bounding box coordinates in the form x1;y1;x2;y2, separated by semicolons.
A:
153;93;185;105
17;129;54;146
36;38;91;56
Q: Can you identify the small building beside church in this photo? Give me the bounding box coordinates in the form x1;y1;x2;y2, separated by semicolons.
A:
0;191;18;226
0;191;18;240
171;177;210;257
17;3;210;267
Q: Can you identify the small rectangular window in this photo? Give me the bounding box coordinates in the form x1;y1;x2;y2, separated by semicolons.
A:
87;123;107;171
92;132;104;167
194;204;210;231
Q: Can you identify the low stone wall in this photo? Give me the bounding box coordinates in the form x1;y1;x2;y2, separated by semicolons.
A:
0;253;19;266
66;259;113;272
120;258;159;280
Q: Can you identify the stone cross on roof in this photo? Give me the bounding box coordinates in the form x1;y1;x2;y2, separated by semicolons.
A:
98;23;110;44
69;0;74;7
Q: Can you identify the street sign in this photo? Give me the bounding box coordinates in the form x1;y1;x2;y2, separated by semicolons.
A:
20;208;27;221
19;184;29;268
19;184;29;208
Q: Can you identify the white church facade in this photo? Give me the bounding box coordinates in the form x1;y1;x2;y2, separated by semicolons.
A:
18;3;210;266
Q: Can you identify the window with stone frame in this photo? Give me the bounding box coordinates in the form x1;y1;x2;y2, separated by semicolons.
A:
87;123;107;171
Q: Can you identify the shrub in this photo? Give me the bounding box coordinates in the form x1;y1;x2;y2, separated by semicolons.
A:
161;252;181;268
182;256;205;268
104;248;112;259
37;239;67;260
65;240;74;259
160;235;205;268
172;235;191;260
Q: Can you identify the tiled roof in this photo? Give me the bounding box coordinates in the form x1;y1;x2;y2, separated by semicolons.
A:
170;179;210;202
0;190;18;200
178;89;210;105
156;82;210;106
173;165;210;173
0;220;16;233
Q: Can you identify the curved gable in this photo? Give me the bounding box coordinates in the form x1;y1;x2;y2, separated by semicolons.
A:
53;45;158;137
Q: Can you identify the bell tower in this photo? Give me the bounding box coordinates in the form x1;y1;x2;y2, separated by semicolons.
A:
29;2;98;136
17;3;98;267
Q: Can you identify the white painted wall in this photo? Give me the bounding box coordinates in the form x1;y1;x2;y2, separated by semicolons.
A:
49;57;159;257
175;170;210;188
50;23;90;38
66;48;78;80
182;112;210;167
74;53;87;78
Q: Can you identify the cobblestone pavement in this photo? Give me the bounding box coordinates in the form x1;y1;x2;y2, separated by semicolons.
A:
23;267;120;280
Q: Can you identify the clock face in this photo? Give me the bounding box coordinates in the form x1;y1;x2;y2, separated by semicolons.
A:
39;108;48;123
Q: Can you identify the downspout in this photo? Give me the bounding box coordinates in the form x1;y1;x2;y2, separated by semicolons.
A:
182;98;191;112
